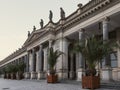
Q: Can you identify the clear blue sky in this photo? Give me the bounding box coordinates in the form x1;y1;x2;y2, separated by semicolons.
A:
0;0;89;60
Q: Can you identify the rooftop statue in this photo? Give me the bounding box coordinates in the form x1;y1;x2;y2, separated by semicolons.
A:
60;7;65;20
49;10;53;22
33;26;36;31
28;31;30;37
77;3;83;9
40;19;44;29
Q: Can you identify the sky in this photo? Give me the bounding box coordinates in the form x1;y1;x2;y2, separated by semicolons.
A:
0;0;89;61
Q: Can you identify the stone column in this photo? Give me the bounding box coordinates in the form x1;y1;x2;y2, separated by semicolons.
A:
102;17;112;81
24;55;27;72
25;52;30;79
57;38;69;80
49;40;52;48
31;48;37;79
32;49;35;72
69;53;75;79
37;45;44;79
103;17;109;41
43;48;48;72
117;30;120;80
77;29;85;81
103;17;111;66
36;51;39;72
29;50;33;72
48;40;53;70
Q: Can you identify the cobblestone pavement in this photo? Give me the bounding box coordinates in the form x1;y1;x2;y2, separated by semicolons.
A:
0;78;119;90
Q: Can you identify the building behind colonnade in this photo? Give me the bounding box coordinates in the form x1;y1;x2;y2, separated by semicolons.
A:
0;0;120;81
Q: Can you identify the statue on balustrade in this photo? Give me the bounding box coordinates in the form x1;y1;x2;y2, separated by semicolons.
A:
40;19;44;29
60;7;65;20
49;10;53;22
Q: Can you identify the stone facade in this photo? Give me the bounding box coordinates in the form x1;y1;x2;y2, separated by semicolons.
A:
0;0;120;81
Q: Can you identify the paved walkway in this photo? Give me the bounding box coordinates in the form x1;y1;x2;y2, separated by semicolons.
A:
0;78;119;90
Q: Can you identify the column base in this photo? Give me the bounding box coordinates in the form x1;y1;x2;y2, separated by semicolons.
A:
57;69;68;80
31;72;37;79
102;66;112;81
77;68;83;81
24;72;30;79
112;68;118;81
37;71;45;80
69;71;75;80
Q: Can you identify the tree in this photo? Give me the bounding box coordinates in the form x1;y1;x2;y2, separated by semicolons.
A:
17;62;26;72
48;47;63;74
74;36;120;75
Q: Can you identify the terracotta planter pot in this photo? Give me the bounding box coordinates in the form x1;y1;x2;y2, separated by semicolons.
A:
17;73;24;80
11;73;16;79
82;75;100;89
7;73;11;79
47;74;58;83
4;73;7;79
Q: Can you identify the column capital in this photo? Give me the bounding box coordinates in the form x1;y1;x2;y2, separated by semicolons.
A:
32;48;35;50
79;28;85;40
49;39;53;42
78;28;85;32
49;39;53;48
102;16;110;22
39;44;43;49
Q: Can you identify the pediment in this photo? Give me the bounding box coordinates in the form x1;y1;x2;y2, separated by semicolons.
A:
23;30;44;46
23;24;56;47
30;33;39;41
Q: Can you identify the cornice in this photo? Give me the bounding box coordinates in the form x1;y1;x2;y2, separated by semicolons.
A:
55;0;113;31
0;47;26;66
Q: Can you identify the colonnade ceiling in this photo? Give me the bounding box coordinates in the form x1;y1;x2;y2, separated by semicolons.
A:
109;11;120;30
67;32;79;41
84;11;120;36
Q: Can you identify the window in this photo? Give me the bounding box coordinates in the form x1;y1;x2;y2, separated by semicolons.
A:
110;52;117;68
101;52;117;68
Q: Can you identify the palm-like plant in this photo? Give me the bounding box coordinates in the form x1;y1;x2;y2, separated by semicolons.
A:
74;36;119;76
17;62;26;72
6;64;13;73
48;47;63;74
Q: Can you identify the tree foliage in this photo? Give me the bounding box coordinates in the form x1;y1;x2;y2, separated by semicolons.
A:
48;47;63;72
74;36;120;70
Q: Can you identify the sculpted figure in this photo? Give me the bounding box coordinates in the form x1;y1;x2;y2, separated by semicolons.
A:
49;10;53;22
40;19;44;29
33;26;36;31
28;31;30;37
60;7;65;20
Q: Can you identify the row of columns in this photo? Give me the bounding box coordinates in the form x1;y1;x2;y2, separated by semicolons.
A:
77;17;111;81
2;55;27;74
25;17;111;80
25;40;53;79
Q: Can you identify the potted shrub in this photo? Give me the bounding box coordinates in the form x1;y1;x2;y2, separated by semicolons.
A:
2;68;7;79
74;36;119;89
47;47;63;83
10;64;18;80
6;65;12;79
17;62;26;80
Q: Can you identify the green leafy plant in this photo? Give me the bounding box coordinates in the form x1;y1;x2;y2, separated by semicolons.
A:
74;36;119;76
6;64;18;73
17;62;26;72
48;47;63;74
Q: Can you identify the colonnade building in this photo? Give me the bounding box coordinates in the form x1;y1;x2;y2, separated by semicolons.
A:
0;0;120;81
